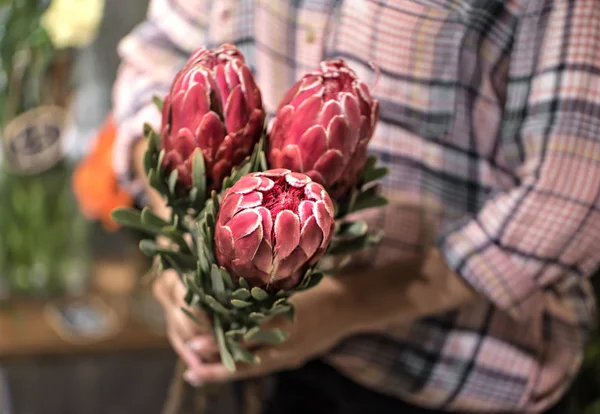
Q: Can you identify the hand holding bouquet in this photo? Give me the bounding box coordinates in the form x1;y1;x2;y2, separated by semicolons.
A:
112;44;388;372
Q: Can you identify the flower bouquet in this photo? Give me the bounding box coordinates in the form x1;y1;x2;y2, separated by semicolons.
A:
112;44;388;374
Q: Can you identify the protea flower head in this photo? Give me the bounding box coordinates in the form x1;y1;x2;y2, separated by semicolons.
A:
268;59;379;199
214;169;335;291
160;43;265;194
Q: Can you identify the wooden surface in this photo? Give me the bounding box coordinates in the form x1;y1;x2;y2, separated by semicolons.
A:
0;253;170;359
0;298;169;359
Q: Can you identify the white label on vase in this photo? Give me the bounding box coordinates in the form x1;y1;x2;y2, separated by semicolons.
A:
2;105;66;175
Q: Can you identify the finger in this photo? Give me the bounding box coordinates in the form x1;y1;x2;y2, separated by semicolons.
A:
190;347;289;383
152;269;179;308
186;336;220;362
168;326;203;373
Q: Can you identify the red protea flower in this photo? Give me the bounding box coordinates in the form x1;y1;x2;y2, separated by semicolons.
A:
214;169;335;291
160;43;265;193
268;59;379;199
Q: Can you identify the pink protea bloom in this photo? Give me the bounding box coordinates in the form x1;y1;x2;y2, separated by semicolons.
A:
268;59;379;199
214;169;335;291
160;43;265;193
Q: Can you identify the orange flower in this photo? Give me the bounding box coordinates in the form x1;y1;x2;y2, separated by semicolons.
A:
73;115;134;231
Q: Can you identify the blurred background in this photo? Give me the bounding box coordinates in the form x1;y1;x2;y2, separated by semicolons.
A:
0;1;599;414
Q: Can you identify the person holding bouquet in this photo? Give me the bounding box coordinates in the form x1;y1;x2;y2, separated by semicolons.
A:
111;1;600;413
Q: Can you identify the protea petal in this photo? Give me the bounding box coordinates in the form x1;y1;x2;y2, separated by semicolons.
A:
273;248;308;280
239;191;263;209
313;149;345;185
225;85;250;133
218;192;243;223
299;216;322;258
273;210;300;260
228;209;261;240
233;224;263;261
298;125;327;171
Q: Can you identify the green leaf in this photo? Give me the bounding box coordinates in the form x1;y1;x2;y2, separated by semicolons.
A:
214;316;236;372
250;287;268;301
351;187;388;213
228;341;260;364
231;299;252;308
231;288;251;301
143;149;154;177
337;220;368;238
362;155;377;175
189;187;198;203
362;166;389;184
184;289;194;305
187;273;206;299
211;264;226;298
145;124;161;153
111;208;143;229
203;295;230;315
157;150;166;178
139;239;158;256
219;267;234;290
244;328;289;345
225;328;247;338
141;207;169;228
192;149;206;207
153;95;164;111
148;169;167;194
181;307;205;327
238;278;249;289
168;169;179;195
249;312;266;323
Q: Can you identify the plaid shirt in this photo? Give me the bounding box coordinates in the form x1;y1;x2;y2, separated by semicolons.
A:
112;0;600;411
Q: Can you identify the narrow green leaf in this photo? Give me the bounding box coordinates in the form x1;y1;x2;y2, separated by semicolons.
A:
231;299;252;308
181;306;205;327
244;328;289;345
189;187;198;203
249;312;265;323
149;128;161;154
231;288;251;301
258;152;267;171
362;166;389;184
214;316;236;372
243;326;260;342
203;295;230;315
184;289;194;305
192;149;206;207
250;287;268;301
211;190;220;212
351;187;388;213
228;341;260;364
187;273;206;299
168;169;179;195
111;208;143;228
211;264;226;301
143;149;153;176
219;267;234;289
157;150;166;178
362;155;378;175
206;211;215;232
337;220;368;238
141;207;169;228
225;328;247;338
139;239;158;256
153;95;164;111
238;278;249;289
